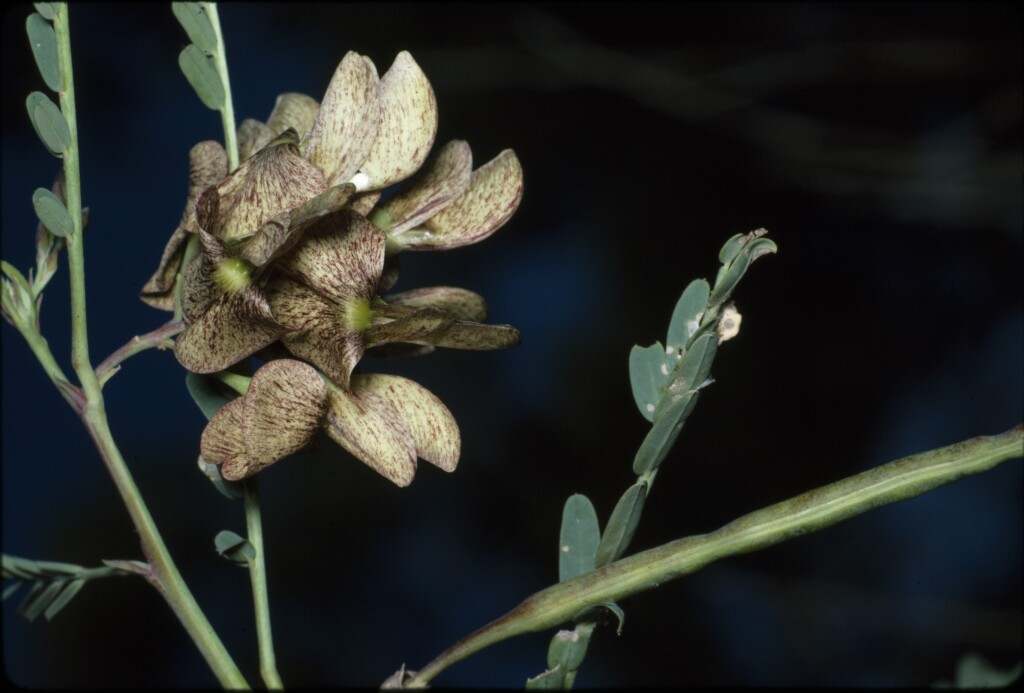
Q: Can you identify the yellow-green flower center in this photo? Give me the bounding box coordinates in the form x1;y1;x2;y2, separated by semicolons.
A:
345;296;374;333
213;257;257;295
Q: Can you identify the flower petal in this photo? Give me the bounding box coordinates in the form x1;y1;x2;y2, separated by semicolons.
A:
215;130;328;240
358;51;438;191
175;287;282;373
399;149;523;250
306;52;381;187
383;286;487;322
238;118;274;162
139;141;228;309
266;93;320;139
179;252;219;323
188;141;230;198
268;276;364;387
237;214;292;270
277;209;384;304
324;384;417;486
352;374;459;472
238;183;358;269
199;393;248;468
367;305;520;351
364;307;451;348
202;360;329;480
418;320;522;351
140;224;190;311
350;190;382;216
378;139;472;236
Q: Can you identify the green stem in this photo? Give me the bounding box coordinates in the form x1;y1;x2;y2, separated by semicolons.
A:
203;2;238;171
10;318;83;411
406;424;1024;688
243;478;284;689
95;319;185;387
217;371;252;396
50;5;247;688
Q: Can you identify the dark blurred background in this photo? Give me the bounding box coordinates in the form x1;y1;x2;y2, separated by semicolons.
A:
2;2;1021;687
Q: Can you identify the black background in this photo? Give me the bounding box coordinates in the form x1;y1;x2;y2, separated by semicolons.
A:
2;2;1021;687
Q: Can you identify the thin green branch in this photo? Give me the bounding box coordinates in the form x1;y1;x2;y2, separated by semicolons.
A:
406;424;1024;687
95;319;184;387
243;478;283;689
47;5;248;688
7;316;84;411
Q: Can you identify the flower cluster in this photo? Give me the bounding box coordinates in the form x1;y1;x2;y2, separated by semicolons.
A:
141;51;523;486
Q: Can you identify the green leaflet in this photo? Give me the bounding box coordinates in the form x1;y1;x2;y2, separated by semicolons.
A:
558;494;600;582
628;342;666;422
26;13;60;91
666;279;710;362
26;91;70;157
172;2;218;54
32;3;56;21
633;390;699;475
709;232;777;309
595;482;648;567
42;578;85;620
214;530;256;566
32;187;73;238
178;44;225;110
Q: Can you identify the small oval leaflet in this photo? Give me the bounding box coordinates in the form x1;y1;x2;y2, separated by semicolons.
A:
172;2;219;54
595;481;648;567
26;13;60;92
666;279;710;359
178;44;225;110
628;342;666;423
32;187;74;238
558;494;600;582
214;530;256;565
33;3;57;20
26;91;70;157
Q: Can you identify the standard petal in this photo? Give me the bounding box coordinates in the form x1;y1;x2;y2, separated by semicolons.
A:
306;52;381;187
238;118;274;162
400;149;523;250
238;183;357;270
383;286;487;322
324;385;417;486
378;140;472;236
353;374;459;472
188;141;229;199
215;130;328;240
266;93;320;139
174;289;282;373
268;276;364;387
277;209;384;304
358;51;438;191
